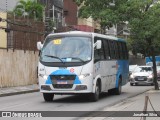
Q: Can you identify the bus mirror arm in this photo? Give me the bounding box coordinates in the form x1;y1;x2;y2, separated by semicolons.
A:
94;40;102;49
37;41;43;50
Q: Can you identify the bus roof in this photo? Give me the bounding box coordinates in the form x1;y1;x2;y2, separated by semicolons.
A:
47;31;126;42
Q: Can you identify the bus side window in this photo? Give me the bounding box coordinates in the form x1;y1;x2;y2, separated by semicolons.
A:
124;43;129;59
113;41;117;59
103;39;111;60
118;42;123;59
114;41;119;59
108;40;114;59
122;42;127;59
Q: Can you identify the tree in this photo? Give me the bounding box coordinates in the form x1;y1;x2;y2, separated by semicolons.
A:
74;0;129;33
75;0;160;90
13;0;44;21
124;0;160;90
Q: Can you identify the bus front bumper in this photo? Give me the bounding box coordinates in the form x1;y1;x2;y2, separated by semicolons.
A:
39;84;93;94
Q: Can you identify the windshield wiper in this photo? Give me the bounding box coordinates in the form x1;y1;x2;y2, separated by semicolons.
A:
45;55;64;64
61;57;85;63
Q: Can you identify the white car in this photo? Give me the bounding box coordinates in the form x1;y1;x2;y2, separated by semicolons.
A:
129;65;138;76
129;66;154;86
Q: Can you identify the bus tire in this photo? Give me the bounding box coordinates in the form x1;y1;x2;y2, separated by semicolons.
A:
114;78;122;95
90;81;100;102
130;83;133;86
43;93;54;102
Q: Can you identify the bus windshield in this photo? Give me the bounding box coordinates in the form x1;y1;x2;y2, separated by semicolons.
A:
40;36;92;63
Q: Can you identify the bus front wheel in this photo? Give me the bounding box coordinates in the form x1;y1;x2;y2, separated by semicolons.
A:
43;93;54;102
90;81;100;102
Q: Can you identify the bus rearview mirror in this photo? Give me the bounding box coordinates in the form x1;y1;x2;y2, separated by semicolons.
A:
94;40;102;49
37;41;43;50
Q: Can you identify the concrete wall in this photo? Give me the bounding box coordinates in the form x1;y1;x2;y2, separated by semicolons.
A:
0;49;39;88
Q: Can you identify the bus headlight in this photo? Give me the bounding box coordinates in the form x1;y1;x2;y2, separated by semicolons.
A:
39;74;48;80
78;73;92;80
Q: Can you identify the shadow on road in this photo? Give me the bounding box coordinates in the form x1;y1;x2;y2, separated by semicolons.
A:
41;92;126;103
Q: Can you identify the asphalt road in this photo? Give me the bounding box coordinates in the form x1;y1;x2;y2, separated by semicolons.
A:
0;83;154;120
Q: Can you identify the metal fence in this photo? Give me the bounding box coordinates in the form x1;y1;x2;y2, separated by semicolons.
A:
0;12;45;51
7;15;45;51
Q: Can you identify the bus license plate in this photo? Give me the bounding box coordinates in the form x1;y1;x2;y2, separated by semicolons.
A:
57;80;68;84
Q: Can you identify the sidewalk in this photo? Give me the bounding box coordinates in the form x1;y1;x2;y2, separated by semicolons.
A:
80;88;160;120
0;84;39;97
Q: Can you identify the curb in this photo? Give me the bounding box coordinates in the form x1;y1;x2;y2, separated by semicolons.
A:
78;88;154;118
0;89;39;97
97;88;153;111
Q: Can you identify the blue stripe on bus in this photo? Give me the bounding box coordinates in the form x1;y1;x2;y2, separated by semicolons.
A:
45;69;81;84
46;76;52;84
116;60;129;88
74;76;81;84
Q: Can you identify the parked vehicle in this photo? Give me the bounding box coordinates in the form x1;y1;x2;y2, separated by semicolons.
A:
129;65;138;76
157;66;160;81
129;66;153;86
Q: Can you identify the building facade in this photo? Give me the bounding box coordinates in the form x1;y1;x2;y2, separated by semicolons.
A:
38;0;63;31
63;0;100;32
63;0;78;26
38;0;100;33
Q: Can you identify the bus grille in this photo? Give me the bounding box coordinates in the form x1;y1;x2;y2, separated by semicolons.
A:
52;84;73;89
50;75;76;80
50;75;76;89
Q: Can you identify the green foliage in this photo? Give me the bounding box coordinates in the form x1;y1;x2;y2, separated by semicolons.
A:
126;0;160;56
74;0;160;55
13;0;44;21
74;0;128;28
